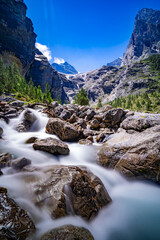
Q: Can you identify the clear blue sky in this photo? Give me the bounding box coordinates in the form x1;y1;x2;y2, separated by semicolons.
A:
25;0;160;73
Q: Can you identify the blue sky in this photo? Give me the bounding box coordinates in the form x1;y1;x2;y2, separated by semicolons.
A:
25;0;160;72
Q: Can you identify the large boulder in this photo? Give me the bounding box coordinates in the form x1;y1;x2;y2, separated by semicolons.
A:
121;113;160;131
39;225;94;240
16;109;37;132
0;187;35;240
0;153;12;168
23;109;37;123
102;108;125;127
33;138;70;155
12;157;31;170
46;118;80;142
97;125;160;183
33;166;111;221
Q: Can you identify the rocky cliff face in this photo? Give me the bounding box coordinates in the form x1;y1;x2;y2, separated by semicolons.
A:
0;0;36;74
26;49;68;102
67;58;159;104
122;8;160;65
0;0;68;103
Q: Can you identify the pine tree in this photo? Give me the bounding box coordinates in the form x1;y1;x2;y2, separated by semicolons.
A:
74;88;89;105
97;99;102;108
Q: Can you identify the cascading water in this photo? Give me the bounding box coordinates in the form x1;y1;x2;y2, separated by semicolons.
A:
0;109;160;240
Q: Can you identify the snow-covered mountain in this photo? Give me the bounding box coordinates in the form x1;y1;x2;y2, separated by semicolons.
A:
52;57;78;75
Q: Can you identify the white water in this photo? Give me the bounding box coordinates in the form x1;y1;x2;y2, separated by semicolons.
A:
0;109;160;240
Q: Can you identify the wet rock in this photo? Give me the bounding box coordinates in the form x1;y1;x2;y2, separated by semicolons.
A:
68;113;78;123
83;129;95;138
46;118;80;142
87;135;94;142
0;114;9;124
121;113;160;131
33;166;111;221
79;139;93;145
24;109;37;123
4;108;17;115
0;187;35;239
90;119;100;129
0;153;12;168
74;118;87;130
0;127;3;138
97;125;160;183
60;110;71;120
39;225;94;240
33;138;70;155
10;101;24;107
96;132;106;143
102;108;125;127
16;122;28;132
16;109;37;132
96;129;114;143
25;137;38;144
5;113;18;119
0;169;3;176
12;157;31;170
85;110;96;121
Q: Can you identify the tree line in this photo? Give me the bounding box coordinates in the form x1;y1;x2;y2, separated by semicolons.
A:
0;56;53;104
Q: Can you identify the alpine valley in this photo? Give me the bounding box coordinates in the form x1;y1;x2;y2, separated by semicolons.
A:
0;1;160;240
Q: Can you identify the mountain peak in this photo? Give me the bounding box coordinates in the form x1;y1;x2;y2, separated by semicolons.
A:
122;8;160;66
52;59;78;75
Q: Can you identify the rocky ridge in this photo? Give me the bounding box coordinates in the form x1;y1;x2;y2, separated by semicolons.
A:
67;58;160;104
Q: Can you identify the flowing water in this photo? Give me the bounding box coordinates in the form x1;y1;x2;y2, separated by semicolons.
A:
0;109;160;240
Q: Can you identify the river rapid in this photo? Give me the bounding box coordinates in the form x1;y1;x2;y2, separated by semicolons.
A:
0;109;160;240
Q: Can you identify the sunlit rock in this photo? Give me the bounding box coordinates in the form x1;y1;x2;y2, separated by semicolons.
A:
39;225;94;240
33;137;70;155
46;118;80;142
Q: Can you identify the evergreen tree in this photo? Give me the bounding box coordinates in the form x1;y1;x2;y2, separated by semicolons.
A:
74;88;89;105
97;99;102;108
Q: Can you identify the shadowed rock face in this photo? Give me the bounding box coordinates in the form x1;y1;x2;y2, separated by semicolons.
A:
26;49;69;103
122;8;160;65
0;0;36;73
0;187;35;239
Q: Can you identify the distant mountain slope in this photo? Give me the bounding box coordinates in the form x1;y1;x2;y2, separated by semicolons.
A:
52;61;78;75
67;56;160;104
107;57;122;67
122;8;160;65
